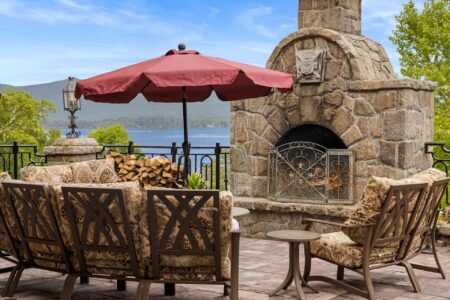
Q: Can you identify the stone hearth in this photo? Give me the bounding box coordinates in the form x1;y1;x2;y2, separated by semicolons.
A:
230;0;437;237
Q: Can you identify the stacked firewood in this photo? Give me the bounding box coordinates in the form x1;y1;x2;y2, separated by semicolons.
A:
106;152;184;188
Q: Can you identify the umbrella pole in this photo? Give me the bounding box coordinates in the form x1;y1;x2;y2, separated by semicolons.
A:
182;87;190;183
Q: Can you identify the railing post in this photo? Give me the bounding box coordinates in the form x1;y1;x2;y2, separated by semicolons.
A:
12;141;19;179
171;142;177;163
215;143;221;190
128;141;134;155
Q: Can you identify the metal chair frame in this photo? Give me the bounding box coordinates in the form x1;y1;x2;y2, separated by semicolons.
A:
147;189;239;300
0;182;71;298
304;179;449;300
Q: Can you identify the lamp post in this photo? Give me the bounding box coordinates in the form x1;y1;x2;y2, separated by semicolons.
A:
63;76;81;138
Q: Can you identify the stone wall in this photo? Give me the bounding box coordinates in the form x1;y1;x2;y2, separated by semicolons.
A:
298;0;361;34
230;28;436;203
44;138;103;166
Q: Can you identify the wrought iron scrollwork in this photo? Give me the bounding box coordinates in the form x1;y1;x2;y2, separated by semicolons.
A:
269;142;354;204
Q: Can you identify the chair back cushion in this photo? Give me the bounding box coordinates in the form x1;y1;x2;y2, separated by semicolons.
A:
52;181;143;277
0;181;70;271
143;189;233;280
70;159;118;184
20;164;74;184
343;176;425;246
0;173;16;254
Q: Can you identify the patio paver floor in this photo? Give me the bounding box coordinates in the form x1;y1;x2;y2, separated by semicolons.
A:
0;237;449;299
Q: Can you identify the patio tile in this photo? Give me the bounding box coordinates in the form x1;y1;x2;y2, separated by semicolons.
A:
0;238;449;299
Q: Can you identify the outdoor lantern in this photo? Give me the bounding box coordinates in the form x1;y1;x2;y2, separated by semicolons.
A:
63;76;81;138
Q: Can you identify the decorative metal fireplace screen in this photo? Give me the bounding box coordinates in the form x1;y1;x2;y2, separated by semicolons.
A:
268;142;354;204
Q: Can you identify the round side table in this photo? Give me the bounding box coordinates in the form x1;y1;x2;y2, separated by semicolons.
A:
266;230;320;299
232;207;250;218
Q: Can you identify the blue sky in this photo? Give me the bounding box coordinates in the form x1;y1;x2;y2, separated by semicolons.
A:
0;0;423;86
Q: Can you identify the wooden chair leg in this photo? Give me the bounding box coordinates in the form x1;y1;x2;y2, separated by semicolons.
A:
401;261;421;293
431;231;446;279
303;242;312;282
136;280;151;300
2;265;18;297
117;279;127;291
4;264;25;297
223;284;230;296
79;276;89;284
337;266;344;280
164;283;175;296
60;274;78;300
230;232;240;300
363;265;376;300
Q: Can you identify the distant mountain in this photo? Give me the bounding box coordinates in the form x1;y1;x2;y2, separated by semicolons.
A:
0;79;231;128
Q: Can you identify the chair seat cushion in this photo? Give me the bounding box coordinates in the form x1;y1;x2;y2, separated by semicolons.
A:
310;231;398;269
141;190;233;280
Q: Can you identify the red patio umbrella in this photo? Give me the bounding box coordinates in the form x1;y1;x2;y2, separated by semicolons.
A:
75;44;293;179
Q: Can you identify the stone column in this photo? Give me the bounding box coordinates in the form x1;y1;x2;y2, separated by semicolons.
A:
44;138;103;166
298;0;361;34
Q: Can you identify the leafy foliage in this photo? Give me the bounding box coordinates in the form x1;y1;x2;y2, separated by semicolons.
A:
187;172;207;189
88;124;131;145
390;0;450;106
0;89;61;147
390;0;450;208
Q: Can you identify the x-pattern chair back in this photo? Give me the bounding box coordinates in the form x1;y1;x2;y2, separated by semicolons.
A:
147;189;222;280
409;178;450;251
371;182;428;258
1;182;70;270
62;186;140;277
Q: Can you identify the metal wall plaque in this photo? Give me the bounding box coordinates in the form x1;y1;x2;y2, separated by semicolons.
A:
295;48;326;83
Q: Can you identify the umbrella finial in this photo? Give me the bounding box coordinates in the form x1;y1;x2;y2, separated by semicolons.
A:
178;43;186;51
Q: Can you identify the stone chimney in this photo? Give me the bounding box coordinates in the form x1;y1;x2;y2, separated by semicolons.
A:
298;0;361;35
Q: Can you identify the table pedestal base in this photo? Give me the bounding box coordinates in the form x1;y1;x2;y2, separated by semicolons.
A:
269;242;317;299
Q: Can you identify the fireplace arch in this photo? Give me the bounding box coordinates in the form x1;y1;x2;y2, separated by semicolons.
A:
276;124;347;149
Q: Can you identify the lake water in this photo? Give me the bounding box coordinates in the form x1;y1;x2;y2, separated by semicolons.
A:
78;127;231;147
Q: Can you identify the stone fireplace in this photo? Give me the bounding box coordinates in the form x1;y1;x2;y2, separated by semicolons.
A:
230;0;437;237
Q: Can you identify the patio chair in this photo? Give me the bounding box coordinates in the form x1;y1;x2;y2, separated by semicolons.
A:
0;181;72;298
303;180;445;300
61;186;145;300
146;189;240;300
410;177;449;278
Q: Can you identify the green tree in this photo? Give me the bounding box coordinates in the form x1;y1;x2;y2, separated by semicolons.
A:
390;0;450;207
0;89;61;147
390;0;450;149
88;124;131;145
390;0;450;144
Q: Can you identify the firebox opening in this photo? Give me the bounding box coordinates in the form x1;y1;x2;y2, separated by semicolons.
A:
276;124;346;149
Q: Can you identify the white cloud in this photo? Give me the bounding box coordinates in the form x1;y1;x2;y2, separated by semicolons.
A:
236;6;277;38
55;0;90;11
208;7;219;17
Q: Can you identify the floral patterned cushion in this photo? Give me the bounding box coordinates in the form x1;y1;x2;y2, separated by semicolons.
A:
70;159;118;184
49;180;145;276
310;231;398;268
140;190;233;280
0;180;68;269
342;176;424;246
0;173;14;254
20;165;74;183
410;168;447;250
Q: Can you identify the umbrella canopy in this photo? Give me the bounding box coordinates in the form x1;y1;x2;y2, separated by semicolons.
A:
75;46;293;103
75;44;294;181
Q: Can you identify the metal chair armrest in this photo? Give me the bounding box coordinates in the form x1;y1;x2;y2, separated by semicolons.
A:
303;218;376;229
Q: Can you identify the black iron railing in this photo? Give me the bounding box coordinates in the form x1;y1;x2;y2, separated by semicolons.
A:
1;141;230;190
0;141;47;179
95;141;230;190
425;142;450;206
